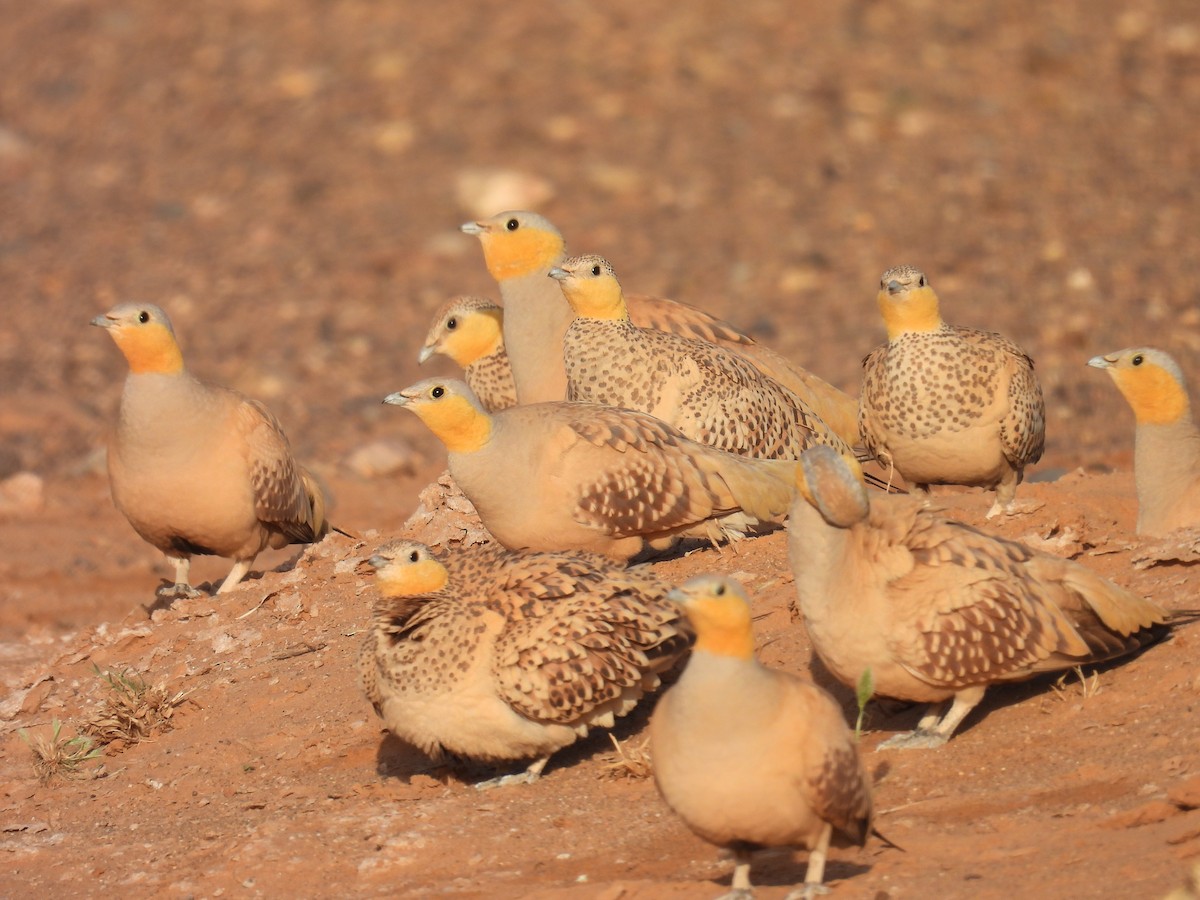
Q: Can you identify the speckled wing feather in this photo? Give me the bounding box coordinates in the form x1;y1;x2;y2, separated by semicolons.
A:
236;398;323;543
801;687;873;845
993;333;1047;468
560;404;793;537
565;318;849;459
628;294;861;446
884;510;1166;689
467;350;517;412
491;588;687;725
625;293;756;347
566;403;690;454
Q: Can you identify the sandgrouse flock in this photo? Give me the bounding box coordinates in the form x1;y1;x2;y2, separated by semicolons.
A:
90;210;1200;898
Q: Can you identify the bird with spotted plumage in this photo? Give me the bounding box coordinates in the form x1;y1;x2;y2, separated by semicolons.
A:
92;302;331;597
358;539;690;788
788;445;1172;750
383;378;798;561
549;253;854;461
418;295;517;412
859;265;1046;517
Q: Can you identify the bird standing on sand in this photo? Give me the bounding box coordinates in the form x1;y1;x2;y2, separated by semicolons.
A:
418;295;517;412
550;253;853;460
788;445;1170;750
859;265;1045;516
384;378;796;561
1088;347;1200;537
460;210;860;444
359;539;689;788
650;575;873;899
93;303;330;596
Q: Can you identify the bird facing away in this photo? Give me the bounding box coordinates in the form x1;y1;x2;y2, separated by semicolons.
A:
650;575;873;899
787;445;1171;749
460;210;861;444
549;254;854;461
93;303;330;596
1088;347;1200;537
358;539;690;787
383;378;797;561
418;295;517;412
859;265;1046;517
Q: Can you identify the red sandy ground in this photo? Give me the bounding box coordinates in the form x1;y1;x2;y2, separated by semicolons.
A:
2;1;1199;897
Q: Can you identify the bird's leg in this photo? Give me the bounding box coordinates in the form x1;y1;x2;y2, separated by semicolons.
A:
785;821;833;898
473;755;551;791
878;687;986;750
716;847;755;899
216;558;255;594
987;469;1038;518
159;555;201;599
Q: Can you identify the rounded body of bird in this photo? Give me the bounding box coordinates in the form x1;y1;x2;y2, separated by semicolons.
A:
789;446;1170;746
860;325;1044;496
651;651;867;851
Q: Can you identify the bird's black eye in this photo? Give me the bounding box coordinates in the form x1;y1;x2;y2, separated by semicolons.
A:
1132;355;1144;366
446;317;457;330
138;311;150;324
714;583;726;596
591;265;601;276
409;550;420;562
431;386;445;398
506;218;519;231
918;275;927;287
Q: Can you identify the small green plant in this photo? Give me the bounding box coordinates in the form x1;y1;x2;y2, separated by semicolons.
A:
854;668;875;740
81;666;191;747
19;719;102;784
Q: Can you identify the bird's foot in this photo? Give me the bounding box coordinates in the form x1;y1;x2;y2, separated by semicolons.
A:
473;770;539;791
784;883;830;900
156;581;203;600
714;890;755;900
986;498;1042;520
877;728;949;751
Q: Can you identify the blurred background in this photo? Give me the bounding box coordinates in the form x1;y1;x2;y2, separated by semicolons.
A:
1;0;1198;628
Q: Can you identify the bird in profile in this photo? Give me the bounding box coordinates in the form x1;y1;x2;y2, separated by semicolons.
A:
788;445;1171;749
650;575;874;899
859;265;1045;516
418;295;516;412
1088;347;1200;537
358;539;689;788
460;210;860;444
549;253;853;460
92;303;330;596
384;378;796;561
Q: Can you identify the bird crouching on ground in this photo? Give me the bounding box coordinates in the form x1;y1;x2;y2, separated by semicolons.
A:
859;265;1045;517
418;295;517;412
788;445;1172;750
92;303;330;596
650;575;874;899
1088;347;1200;537
383;378;797;561
550;253;853;461
358;539;690;788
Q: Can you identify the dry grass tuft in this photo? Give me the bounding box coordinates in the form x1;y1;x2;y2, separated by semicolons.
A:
80;667;192;749
19;720;103;784
1050;665;1102;702
601;734;653;780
